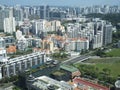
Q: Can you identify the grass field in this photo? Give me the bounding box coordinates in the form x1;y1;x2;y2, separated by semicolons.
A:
84;57;120;63
105;48;120;57
95;63;120;77
84;57;120;78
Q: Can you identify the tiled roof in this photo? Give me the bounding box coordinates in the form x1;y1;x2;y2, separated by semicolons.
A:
73;78;109;90
6;45;16;53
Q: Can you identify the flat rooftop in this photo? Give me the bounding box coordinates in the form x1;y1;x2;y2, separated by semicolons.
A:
34;76;73;90
60;65;79;73
52;70;65;76
7;52;44;64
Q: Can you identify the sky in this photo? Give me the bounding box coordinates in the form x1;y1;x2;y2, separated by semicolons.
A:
0;0;119;6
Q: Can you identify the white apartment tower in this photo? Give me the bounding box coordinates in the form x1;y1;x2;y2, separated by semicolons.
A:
4;7;16;34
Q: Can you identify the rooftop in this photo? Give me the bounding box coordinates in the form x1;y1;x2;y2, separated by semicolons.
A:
33;76;73;90
73;78;109;90
52;70;65;76
6;52;44;64
115;80;120;88
60;65;79;73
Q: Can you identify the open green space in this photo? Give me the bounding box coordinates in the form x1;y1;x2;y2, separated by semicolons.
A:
83;57;120;78
105;48;120;57
84;57;120;63
95;63;120;77
74;57;120;86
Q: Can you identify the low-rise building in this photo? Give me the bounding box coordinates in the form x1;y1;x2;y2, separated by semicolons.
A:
26;75;73;90
73;77;109;90
60;65;81;80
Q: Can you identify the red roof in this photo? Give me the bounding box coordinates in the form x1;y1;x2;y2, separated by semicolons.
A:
73;78;109;90
6;45;16;53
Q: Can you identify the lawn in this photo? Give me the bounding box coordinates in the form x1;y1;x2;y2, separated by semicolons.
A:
95;63;120;77
83;57;120;78
84;57;120;63
105;48;120;57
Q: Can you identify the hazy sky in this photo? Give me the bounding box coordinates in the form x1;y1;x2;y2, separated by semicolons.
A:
0;0;119;6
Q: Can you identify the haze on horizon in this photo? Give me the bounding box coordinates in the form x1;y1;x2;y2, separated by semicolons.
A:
0;0;119;6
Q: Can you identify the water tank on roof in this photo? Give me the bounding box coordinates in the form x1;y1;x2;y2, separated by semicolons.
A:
26;74;35;84
115;79;120;90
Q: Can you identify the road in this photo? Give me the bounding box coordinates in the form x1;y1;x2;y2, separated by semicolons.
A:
62;55;90;65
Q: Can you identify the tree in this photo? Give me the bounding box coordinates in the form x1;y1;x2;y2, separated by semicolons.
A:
102;68;111;75
94;49;106;57
12;86;21;90
61;52;67;58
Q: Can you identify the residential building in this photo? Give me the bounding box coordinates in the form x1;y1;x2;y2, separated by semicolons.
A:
20;25;30;35
0;48;8;79
92;31;103;49
32;19;47;35
64;42;71;52
23;7;29;19
0;7;9;31
0;49;8;64
42;40;54;52
26;38;33;47
76;38;89;51
13;5;23;21
0;52;46;78
51;20;61;31
16;29;23;40
17;36;28;51
70;40;76;51
103;24;112;45
4;7;16;34
32;38;42;48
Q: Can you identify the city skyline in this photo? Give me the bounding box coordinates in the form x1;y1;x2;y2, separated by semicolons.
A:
0;0;119;6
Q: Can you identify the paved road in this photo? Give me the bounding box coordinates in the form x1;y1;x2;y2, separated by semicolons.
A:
62;55;90;65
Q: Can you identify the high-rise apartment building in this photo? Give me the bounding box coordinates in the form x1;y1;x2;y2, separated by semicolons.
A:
0;8;9;31
4;7;16;34
13;6;23;21
103;24;112;45
32;19;47;35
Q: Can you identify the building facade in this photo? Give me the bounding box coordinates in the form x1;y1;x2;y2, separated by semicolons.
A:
0;51;46;79
103;24;112;45
4;8;16;34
